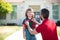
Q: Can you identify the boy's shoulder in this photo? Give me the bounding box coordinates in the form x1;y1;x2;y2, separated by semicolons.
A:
23;18;28;23
23;18;26;22
22;18;26;24
23;18;27;21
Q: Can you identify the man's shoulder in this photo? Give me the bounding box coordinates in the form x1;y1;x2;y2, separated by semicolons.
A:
46;19;55;23
49;20;56;24
47;19;56;26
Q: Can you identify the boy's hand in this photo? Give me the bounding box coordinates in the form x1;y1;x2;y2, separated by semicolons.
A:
25;21;29;26
23;33;26;39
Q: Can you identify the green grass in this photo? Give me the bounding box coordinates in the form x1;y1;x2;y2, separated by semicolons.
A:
57;26;60;36
0;26;22;40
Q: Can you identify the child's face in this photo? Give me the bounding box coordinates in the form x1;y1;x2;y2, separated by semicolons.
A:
27;11;33;19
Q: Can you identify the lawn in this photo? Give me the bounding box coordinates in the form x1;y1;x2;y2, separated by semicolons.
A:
0;26;60;40
57;26;60;36
0;26;21;40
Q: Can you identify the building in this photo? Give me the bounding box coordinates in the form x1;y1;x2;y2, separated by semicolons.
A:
0;0;60;25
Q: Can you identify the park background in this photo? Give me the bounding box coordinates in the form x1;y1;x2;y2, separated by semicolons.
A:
0;0;60;40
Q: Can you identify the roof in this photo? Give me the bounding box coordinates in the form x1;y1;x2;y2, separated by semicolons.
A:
4;0;24;2
46;0;60;3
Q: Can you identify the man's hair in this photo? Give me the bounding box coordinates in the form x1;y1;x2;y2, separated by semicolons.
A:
41;8;49;19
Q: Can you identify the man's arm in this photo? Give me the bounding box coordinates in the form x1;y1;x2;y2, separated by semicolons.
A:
32;18;40;24
26;21;38;35
27;25;38;35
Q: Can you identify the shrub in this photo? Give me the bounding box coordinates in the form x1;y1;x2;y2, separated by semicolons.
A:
56;21;60;26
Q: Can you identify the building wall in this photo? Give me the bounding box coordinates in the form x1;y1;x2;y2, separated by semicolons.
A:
51;4;60;22
6;0;53;25
59;5;60;20
1;0;60;25
6;2;24;25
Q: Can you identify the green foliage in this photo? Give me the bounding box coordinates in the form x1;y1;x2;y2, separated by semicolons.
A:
0;0;13;14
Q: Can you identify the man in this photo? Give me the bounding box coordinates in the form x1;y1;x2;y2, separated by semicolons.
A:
25;8;58;40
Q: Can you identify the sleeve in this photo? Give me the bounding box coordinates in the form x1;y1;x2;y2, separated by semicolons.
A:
22;19;26;28
36;24;43;33
32;22;36;29
22;19;25;24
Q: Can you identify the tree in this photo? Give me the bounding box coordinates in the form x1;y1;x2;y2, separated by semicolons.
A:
0;0;13;15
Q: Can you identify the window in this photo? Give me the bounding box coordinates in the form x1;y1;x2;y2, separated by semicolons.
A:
29;5;40;22
52;4;59;20
11;5;17;19
0;13;6;19
29;5;40;11
34;12;40;22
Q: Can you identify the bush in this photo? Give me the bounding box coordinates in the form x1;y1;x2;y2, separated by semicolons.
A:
56;21;60;26
0;0;13;14
7;23;17;26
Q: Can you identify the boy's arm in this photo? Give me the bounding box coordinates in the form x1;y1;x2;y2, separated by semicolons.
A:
25;21;38;35
23;25;26;39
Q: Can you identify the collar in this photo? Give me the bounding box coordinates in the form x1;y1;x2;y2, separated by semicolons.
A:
42;18;49;23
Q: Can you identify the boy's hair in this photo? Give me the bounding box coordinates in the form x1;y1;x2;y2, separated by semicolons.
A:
25;8;34;18
41;8;49;19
